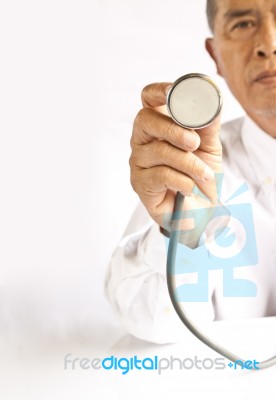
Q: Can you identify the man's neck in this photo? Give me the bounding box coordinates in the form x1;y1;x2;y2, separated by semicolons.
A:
246;111;276;139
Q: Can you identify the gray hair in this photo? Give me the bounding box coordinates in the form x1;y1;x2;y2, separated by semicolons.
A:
206;0;218;33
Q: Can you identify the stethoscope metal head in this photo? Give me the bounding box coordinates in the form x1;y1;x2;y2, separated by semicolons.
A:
166;73;222;129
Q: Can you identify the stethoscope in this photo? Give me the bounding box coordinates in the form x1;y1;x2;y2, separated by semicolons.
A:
166;73;276;369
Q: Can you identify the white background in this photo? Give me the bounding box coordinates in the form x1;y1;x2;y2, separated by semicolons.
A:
0;1;247;398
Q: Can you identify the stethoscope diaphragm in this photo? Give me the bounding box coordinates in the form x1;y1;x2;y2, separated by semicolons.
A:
166;73;222;129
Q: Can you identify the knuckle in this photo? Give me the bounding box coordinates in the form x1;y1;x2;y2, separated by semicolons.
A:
130;145;147;168
130;169;140;192
134;108;144;128
141;84;150;97
129;148;142;170
141;83;152;96
132;109;147;145
130;133;135;149
134;108;150;128
129;153;135;168
141;85;151;107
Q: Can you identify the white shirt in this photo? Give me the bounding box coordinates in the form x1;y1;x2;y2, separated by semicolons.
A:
105;115;276;343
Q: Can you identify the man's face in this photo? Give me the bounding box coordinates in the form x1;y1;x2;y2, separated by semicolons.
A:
207;0;276;118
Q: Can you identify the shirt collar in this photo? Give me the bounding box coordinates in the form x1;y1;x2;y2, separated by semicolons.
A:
241;115;276;184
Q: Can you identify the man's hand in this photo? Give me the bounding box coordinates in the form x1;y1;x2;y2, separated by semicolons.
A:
129;82;222;230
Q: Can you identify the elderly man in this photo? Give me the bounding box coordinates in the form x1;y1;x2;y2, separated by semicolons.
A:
105;0;276;343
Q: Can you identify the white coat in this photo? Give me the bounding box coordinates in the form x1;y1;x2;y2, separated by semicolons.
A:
105;115;276;343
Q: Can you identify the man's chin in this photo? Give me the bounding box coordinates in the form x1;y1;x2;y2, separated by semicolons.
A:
252;105;276;118
246;95;276;118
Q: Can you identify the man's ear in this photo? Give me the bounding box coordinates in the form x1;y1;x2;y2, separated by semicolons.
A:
205;38;222;77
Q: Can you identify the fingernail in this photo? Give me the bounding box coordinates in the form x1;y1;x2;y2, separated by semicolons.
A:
202;167;215;182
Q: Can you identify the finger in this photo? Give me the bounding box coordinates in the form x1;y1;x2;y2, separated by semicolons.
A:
132;107;200;150
131;165;195;198
132;141;215;183
196;114;222;155
141;82;171;108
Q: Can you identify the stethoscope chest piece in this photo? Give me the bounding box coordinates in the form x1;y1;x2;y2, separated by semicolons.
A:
166;73;222;129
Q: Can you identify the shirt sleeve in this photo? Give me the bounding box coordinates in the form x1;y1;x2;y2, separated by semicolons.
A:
104;202;216;344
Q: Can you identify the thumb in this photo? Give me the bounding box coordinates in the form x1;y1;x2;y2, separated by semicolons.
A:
141;82;171;108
